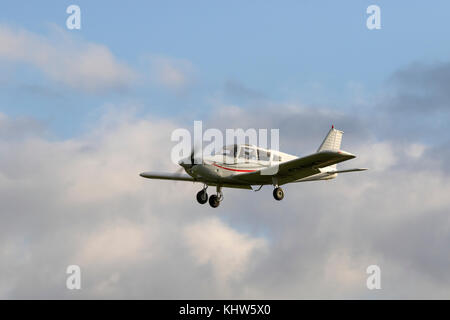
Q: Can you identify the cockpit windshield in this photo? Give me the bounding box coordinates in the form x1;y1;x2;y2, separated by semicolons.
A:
214;145;272;161
214;145;238;157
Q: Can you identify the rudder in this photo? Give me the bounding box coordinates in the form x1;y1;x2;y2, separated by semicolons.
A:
317;125;343;152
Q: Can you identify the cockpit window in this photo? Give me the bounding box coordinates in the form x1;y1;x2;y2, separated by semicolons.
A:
221;146;231;156
215;145;238;158
238;146;257;160
273;154;282;162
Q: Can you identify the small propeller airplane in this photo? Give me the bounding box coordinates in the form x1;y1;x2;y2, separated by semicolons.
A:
140;126;367;208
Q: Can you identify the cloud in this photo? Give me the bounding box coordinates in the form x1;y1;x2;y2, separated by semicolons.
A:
1;100;450;298
0;109;267;298
355;142;397;172
203;102;370;155
0;25;136;93
184;217;266;283
148;55;195;92
0;113;46;140
75;222;147;267
404;143;426;159
386;61;450;113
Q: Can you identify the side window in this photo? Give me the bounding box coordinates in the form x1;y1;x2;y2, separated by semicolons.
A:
239;147;257;160
273;154;282;162
220;145;238;158
233;144;238;158
258;149;271;161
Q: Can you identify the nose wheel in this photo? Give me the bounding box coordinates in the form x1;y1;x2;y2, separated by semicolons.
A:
273;187;284;201
196;185;223;208
196;187;208;204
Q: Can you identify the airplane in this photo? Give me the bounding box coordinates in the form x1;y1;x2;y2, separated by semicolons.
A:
140;126;367;208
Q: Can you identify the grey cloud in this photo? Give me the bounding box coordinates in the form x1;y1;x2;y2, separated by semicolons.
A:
2;56;450;300
203;103;370;156
386;61;450;113
327;60;450;145
0;113;47;140
1;104;450;299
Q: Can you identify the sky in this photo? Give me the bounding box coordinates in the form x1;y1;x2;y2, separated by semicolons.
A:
1;1;450;299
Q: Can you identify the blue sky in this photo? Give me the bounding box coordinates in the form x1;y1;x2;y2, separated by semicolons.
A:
1;1;450;137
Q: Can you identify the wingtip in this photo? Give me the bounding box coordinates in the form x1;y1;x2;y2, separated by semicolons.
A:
337;150;355;158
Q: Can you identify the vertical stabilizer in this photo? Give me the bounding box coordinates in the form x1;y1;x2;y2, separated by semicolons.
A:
317;125;343;152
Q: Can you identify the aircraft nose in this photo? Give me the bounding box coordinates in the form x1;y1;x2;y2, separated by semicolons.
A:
178;157;191;168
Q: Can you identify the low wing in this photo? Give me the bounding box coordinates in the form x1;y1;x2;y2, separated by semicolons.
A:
139;171;252;189
274;150;356;173
234;150;357;185
140;171;195;182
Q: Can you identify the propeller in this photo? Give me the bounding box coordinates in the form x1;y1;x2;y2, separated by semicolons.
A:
180;145;202;170
190;147;195;167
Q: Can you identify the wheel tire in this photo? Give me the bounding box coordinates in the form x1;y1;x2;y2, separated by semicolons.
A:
196;190;208;204
209;194;220;208
273;187;284;201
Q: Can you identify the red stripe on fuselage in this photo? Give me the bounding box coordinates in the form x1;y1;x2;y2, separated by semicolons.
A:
212;163;257;173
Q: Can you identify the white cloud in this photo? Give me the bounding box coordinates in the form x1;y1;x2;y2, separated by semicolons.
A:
353;142;397;172
149;55;195;91
76;222;147;267
405;143;426;159
183;217;267;283
0;107;450;299
0;25;136;92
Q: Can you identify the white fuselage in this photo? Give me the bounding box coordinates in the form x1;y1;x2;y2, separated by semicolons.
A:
183;144;336;184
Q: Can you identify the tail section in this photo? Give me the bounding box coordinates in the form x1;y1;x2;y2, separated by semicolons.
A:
317;125;344;172
294;126;368;182
317;125;343;152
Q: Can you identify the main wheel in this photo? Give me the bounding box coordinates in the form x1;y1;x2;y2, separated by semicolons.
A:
209;194;220;208
273;187;284;201
196;190;208;204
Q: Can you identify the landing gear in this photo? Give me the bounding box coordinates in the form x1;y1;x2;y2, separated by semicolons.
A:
272;177;284;201
209;195;220;208
196;189;208;204
196;185;208;204
273;187;284;201
208;186;223;208
196;185;223;208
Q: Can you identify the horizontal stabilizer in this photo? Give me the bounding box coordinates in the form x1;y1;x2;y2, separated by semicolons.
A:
327;168;368;174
